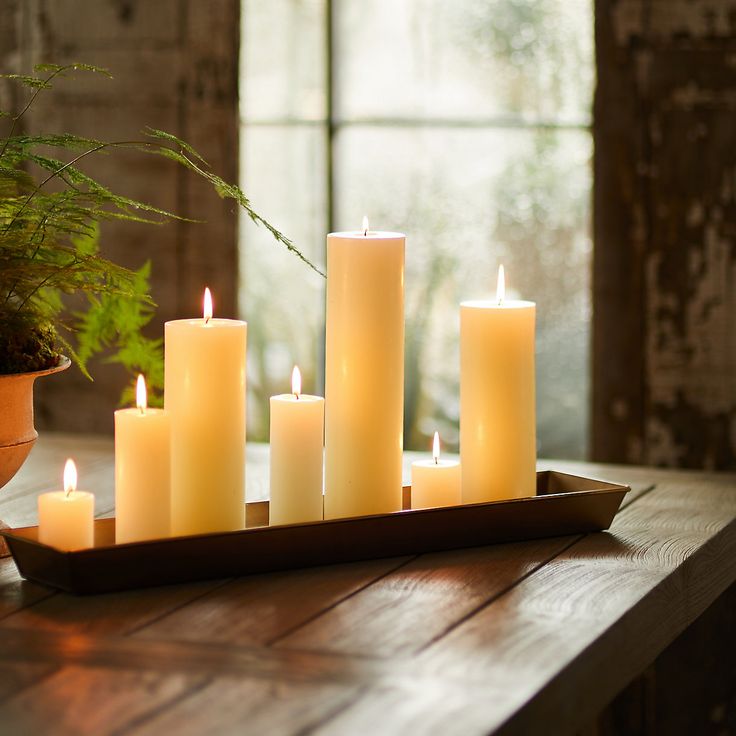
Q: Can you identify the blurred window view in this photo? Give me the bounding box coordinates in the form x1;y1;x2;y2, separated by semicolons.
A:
239;0;594;458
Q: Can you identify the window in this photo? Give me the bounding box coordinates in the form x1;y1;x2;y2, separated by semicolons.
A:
240;0;594;458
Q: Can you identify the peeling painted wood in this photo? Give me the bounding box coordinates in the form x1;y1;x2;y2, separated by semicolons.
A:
595;0;736;470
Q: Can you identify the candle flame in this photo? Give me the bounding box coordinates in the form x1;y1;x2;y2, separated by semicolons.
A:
136;374;147;414
291;365;302;399
432;431;440;464
362;215;369;236
496;264;505;304
63;458;77;498
203;287;213;323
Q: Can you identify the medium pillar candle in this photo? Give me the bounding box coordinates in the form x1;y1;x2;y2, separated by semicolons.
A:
114;375;171;543
38;459;94;551
165;288;247;535
324;218;405;519
411;432;461;509
460;266;536;503
269;366;325;525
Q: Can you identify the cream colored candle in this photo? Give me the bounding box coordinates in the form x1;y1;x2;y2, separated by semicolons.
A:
38;459;94;550
114;375;171;543
460;266;536;503
324;218;405;519
165;288;247;535
411;432;461;509
269;366;325;525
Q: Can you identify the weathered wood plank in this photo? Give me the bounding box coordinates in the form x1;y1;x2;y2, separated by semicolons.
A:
0;625;389;684
0;579;227;638
0;665;206;736
125;676;360;736
275;536;580;658
136;557;413;647
309;679;517;736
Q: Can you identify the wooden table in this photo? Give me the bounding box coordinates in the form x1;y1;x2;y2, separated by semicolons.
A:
0;433;733;735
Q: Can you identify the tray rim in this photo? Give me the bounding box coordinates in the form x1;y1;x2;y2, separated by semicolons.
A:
1;469;631;556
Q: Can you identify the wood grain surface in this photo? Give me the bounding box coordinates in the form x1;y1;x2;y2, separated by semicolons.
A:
0;433;732;735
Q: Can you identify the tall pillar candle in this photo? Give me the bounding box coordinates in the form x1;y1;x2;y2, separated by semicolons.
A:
460;266;536;503
114;375;171;543
165;288;247;535
324;218;405;519
269;366;325;525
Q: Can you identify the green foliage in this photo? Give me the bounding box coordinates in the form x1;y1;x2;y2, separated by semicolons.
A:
0;63;321;402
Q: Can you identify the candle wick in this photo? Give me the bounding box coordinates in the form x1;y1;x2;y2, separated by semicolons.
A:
363;227;368;237
139;406;145;416
294;392;299;401
205;315;211;325
434;456;438;465
64;488;72;499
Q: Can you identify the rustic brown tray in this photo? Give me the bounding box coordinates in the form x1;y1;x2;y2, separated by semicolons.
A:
1;471;629;595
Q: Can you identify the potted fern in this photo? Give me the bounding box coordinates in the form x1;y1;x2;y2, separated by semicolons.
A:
0;63;320;490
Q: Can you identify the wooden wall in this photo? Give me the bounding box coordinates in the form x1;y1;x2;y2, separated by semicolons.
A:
0;0;240;434
594;0;736;470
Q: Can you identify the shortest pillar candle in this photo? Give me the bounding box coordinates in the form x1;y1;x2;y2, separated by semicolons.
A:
269;366;325;525
411;432;461;510
114;374;171;543
38;458;94;550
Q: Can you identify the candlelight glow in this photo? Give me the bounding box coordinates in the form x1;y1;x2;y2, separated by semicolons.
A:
362;215;369;236
203;287;213;323
291;365;302;399
136;374;147;413
496;264;505;304
432;431;440;464
63;458;77;497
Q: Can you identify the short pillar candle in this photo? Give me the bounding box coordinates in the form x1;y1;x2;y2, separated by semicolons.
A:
114;374;171;543
411;432;461;509
38;458;94;551
269;366;325;526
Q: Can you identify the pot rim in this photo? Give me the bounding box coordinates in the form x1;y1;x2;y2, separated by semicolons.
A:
0;355;71;381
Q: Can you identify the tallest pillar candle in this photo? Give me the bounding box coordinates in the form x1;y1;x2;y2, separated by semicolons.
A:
324;221;405;519
165;288;247;535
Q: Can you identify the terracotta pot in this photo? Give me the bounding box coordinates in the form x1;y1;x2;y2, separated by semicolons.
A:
0;357;71;490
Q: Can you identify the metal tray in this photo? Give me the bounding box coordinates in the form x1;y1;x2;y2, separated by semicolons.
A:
1;471;629;594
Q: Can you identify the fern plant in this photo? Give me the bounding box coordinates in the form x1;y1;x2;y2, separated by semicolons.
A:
0;63;322;403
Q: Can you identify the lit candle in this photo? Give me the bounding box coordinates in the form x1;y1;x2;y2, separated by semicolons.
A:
324;217;405;519
165;288;248;535
269;365;325;525
114;374;171;543
460;265;536;502
38;459;94;550
411;432;461;509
